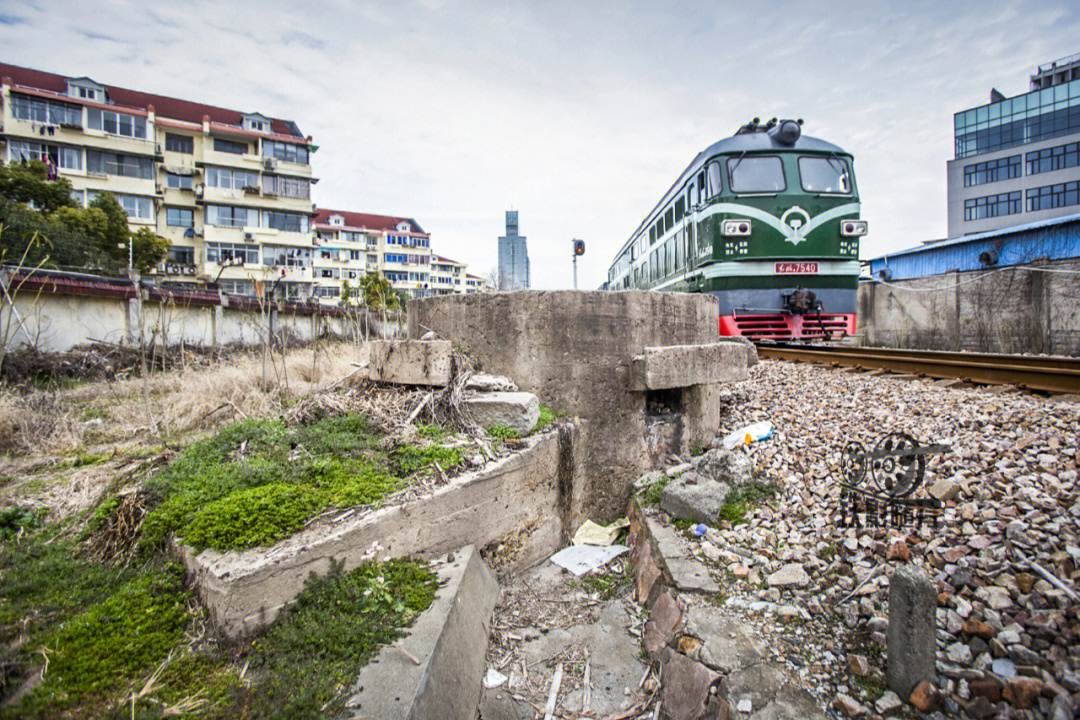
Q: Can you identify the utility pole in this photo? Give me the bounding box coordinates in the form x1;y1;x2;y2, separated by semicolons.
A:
572;239;585;290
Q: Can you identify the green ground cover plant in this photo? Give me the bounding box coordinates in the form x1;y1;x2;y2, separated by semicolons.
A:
139;413;469;553
0;517;437;719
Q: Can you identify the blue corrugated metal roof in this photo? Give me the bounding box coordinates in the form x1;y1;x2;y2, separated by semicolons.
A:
865;213;1080;281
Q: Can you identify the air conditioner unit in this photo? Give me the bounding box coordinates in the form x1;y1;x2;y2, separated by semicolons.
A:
183;265;196;276
244;232;255;242
243;185;260;195
264;157;276;170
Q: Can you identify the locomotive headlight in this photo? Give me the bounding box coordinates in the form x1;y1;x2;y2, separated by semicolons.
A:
840;220;868;237
722;219;752;236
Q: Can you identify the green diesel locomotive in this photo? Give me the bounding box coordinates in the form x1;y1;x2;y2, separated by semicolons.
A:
606;118;865;340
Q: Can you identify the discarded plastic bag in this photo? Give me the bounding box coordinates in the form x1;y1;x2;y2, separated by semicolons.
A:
572;518;630;546
549;544;627;576
722;420;774;450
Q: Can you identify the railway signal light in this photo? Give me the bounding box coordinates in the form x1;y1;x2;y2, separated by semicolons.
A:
573;239;585;256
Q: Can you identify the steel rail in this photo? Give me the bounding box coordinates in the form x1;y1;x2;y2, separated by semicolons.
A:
756;345;1080;394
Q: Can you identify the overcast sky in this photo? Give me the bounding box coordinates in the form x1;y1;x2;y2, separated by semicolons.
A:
2;1;1079;288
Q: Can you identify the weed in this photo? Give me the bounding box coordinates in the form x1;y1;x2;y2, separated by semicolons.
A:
390;444;464;477
414;422;449;441
486;424;521;441
79;406;110;422
690;443;705;457
0;506;42;541
718;481;778;525
578;563;632;600
643;475;670;506
225;558;437;719
533;406;556;434
852;675;886;703
817;542;838;560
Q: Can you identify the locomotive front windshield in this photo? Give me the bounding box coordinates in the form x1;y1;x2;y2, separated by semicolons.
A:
727;156;786;193
798;156;852;194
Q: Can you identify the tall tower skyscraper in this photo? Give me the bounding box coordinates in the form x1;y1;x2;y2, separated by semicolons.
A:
497;210;531;289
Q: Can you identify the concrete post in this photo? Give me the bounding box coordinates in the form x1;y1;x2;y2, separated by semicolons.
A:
887;565;937;699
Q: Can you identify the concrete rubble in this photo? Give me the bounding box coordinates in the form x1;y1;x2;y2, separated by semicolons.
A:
461;391;540;435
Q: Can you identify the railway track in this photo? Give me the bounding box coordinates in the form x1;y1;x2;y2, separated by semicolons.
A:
756;344;1080;395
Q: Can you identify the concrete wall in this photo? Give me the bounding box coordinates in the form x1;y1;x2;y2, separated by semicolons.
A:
857;258;1080;355
2;287;405;353
409;290;752;523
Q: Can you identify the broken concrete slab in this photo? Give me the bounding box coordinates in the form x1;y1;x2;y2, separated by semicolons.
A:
630;343;752;391
660;471;731;526
465;373;518;393
180;422;584;637
345;546;498;720
462;391;539;435
516;600;648;717
682;604;766;674
721;663;827;720
660;651;724;720
691;448;753;486
643;588;684;655
359;339;452;385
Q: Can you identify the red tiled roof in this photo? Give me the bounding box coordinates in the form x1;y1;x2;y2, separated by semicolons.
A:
313;208;426;235
0;61;306;140
433;254;464;265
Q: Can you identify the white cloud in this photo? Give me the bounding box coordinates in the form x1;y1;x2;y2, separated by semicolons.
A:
2;0;1079;287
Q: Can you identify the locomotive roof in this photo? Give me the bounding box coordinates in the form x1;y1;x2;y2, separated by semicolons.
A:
617;131;852;260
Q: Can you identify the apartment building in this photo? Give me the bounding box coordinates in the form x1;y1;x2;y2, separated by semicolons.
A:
313;209;433;301
430;254;465;295
463;272;487;294
0;62;317;301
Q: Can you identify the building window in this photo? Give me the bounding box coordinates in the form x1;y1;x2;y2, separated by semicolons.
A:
86;150;153;179
263;245;311;267
11;95;82;126
167;245;195;265
214;138;249;155
165;172;193;190
7;141;82;170
963;191;1021;221
87;191;152;220
86;108;147;138
206;166;258;190
205;205;258;228
262;140;309;165
219;279;256;296
955;79;1080;158
206;242;260;265
262;210;309;233
963;155;1020;187
166;207;194;227
165;133;194;154
384;253;408;264
1026;141;1080;175
261;174;310;199
1027;180;1080;212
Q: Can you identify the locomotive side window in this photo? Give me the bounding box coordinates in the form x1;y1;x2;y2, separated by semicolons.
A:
798;157;851;194
664;207;674;231
675;197;685;222
706;162;722;198
727;156;786;193
688;183;698;208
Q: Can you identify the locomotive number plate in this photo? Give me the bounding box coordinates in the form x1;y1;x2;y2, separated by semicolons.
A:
775;262;818;274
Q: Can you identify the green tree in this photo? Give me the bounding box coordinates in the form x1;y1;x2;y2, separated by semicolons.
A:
358;272;403;310
0;162;169;274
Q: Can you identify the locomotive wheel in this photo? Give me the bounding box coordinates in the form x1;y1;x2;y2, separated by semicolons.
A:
871;432;924;497
840;441;867;485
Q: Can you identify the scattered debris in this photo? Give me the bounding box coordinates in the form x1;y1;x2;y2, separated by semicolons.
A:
572;518;629;546
549;544;628;576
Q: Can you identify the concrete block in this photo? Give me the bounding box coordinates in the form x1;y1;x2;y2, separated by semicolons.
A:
179;423;584;637
462;391;539;434
464;373;518;392
360;339;452;385
630;343;751;391
887;564;937;698
659;471;731;526
344;546;498;720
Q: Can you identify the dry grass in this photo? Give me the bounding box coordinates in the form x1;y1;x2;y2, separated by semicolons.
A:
0;342;366;482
